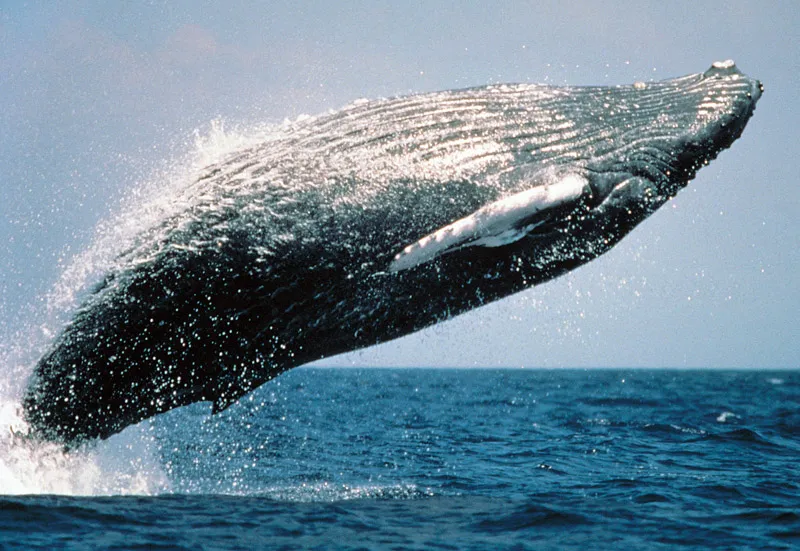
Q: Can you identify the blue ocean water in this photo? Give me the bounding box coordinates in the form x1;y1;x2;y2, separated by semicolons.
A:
1;368;798;550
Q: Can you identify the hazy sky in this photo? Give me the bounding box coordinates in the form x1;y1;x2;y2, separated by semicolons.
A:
1;1;797;369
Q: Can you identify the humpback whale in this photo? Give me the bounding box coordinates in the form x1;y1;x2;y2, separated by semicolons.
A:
23;61;762;446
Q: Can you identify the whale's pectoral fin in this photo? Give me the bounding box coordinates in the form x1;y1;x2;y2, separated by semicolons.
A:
389;173;591;272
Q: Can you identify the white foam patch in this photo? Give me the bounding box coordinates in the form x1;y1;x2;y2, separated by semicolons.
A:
0;336;168;495
0;398;169;496
716;411;738;423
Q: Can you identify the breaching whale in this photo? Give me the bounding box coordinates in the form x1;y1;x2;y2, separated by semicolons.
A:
23;61;761;446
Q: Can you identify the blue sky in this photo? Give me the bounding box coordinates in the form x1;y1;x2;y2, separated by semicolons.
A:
1;1;797;368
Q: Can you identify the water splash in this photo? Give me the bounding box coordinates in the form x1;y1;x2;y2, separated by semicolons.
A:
0;398;170;495
48;118;278;315
261;482;435;502
0;118;279;496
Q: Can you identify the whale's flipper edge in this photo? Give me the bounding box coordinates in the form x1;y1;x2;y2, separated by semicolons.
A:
389;174;590;272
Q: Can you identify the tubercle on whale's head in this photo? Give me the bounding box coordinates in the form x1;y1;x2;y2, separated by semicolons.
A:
671;60;762;184
668;61;761;180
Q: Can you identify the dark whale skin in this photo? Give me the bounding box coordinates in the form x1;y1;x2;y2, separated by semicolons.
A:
23;62;762;446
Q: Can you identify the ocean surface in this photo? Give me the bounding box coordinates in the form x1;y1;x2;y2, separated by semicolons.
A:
1;368;798;550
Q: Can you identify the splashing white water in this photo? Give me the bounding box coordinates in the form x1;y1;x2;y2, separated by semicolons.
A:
0;302;170;495
0;118;280;496
48;118;279;315
261;481;435;502
0;397;170;495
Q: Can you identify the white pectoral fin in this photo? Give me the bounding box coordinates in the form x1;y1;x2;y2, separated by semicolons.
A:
389;174;589;272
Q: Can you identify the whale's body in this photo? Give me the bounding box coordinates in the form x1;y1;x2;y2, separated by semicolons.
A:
24;62;762;446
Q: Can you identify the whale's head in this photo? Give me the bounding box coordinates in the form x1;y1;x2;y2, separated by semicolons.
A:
389;61;762;276
574;59;762;218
